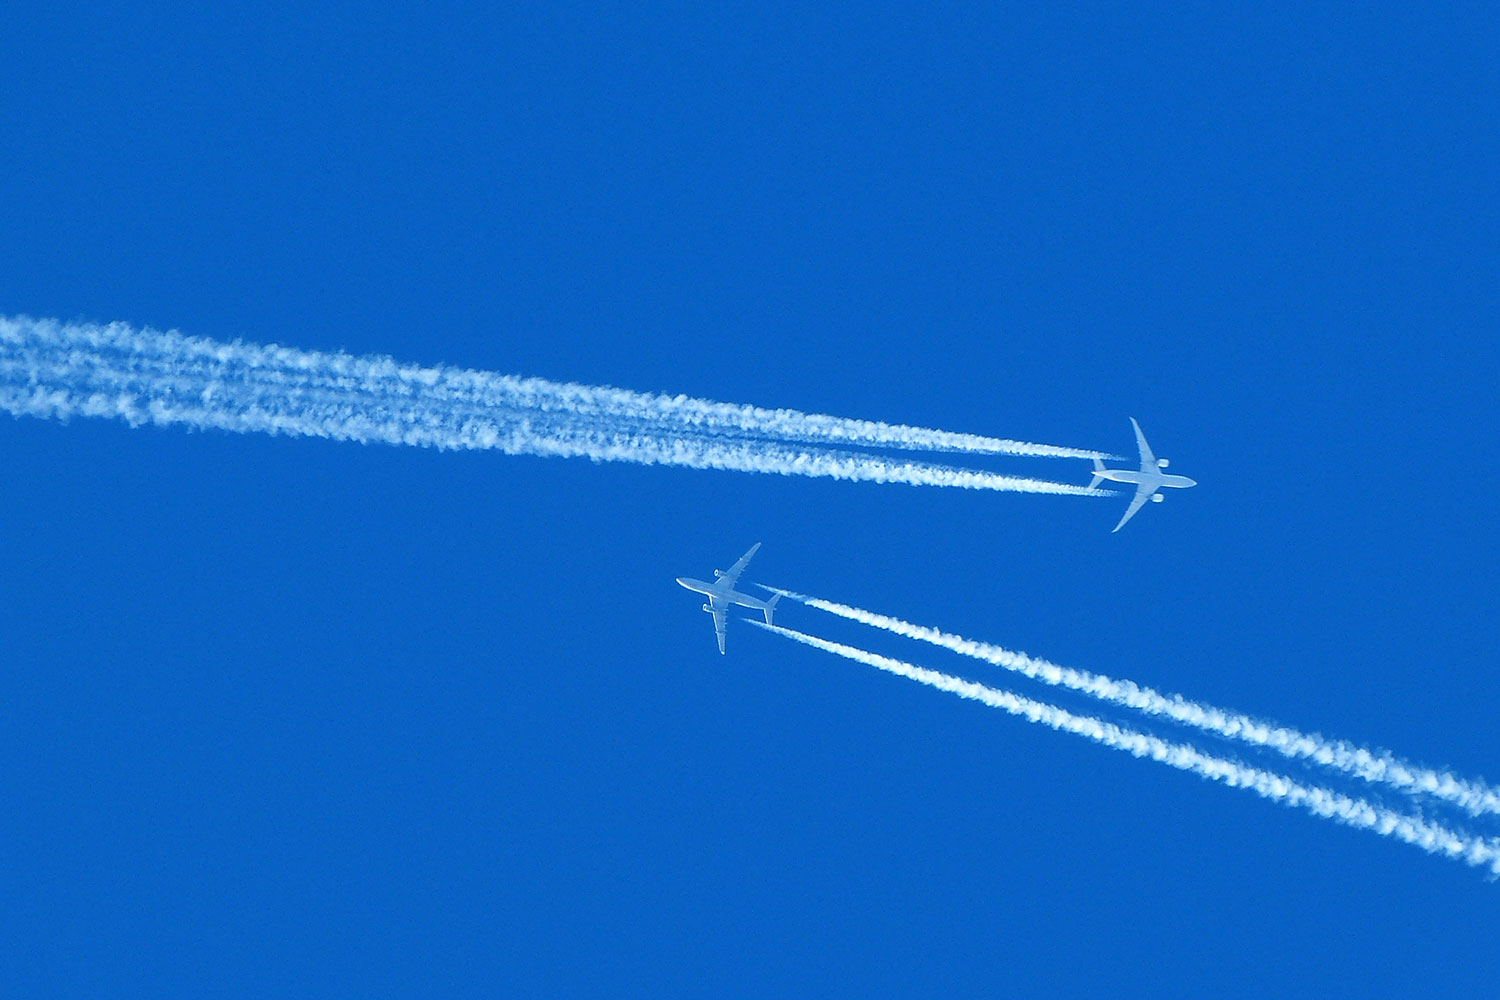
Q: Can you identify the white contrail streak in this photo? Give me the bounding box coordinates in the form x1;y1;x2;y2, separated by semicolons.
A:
752;622;1500;874
0;315;1112;459
0;316;1111;496
766;588;1500;820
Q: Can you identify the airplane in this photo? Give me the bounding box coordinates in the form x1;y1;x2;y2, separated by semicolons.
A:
1090;418;1197;532
675;542;781;655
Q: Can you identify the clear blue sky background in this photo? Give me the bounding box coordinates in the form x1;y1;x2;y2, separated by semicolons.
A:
4;4;1499;996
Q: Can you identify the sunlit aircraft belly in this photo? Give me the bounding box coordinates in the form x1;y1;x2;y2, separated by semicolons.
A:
676;577;771;614
1097;468;1157;486
726;590;769;612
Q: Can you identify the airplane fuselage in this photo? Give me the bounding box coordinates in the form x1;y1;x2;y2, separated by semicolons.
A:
1093;418;1196;531
675;577;775;614
678;542;779;654
1094;468;1198;490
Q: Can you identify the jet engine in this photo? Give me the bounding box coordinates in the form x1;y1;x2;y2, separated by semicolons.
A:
702;603;714;613
1151;493;1165;502
1157;458;1170;468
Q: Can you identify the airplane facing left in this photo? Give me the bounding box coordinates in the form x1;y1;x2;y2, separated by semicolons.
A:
676;542;780;654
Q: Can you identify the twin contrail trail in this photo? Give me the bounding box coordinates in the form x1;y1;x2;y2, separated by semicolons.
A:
8;316;1486;874
766;588;1500;820
0;316;1110;495
752;622;1500;874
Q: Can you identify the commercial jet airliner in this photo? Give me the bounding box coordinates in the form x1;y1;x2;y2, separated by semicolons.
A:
676;543;780;654
1090;418;1197;532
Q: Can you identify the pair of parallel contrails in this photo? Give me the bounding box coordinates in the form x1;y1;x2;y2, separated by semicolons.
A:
24;315;1455;874
0;315;1168;519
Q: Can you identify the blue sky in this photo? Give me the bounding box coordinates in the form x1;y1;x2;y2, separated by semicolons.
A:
4;4;1499;996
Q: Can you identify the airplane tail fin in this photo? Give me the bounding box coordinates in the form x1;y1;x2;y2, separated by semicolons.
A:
763;593;781;626
1089;456;1105;490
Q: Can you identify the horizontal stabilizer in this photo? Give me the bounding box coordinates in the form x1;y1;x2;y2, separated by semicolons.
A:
763;592;781;626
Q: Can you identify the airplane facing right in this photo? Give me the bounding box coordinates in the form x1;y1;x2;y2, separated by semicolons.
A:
1090;417;1197;532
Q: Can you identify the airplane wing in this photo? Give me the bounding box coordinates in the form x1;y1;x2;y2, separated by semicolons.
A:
716;542;761;589
711;604;729;654
1130;417;1157;470
1112;484;1155;533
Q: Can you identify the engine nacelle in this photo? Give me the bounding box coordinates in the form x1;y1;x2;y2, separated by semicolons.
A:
702;604;714;613
1151;493;1165;502
1157;458;1170;468
713;569;725;578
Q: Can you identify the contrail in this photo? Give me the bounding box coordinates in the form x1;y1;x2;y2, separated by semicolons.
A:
752;621;1500;874
778;590;1500;817
0;315;1112;459
764;588;1500;820
0;316;1111;496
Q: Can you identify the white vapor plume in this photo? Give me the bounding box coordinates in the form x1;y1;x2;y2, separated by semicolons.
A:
0;315;1111;459
752;621;1500;874
0;316;1111;496
766;587;1500;820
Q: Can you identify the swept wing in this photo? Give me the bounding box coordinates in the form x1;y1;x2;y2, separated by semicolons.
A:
1130;417;1157;469
1112;485;1155;533
709;600;729;655
715;542;761;589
